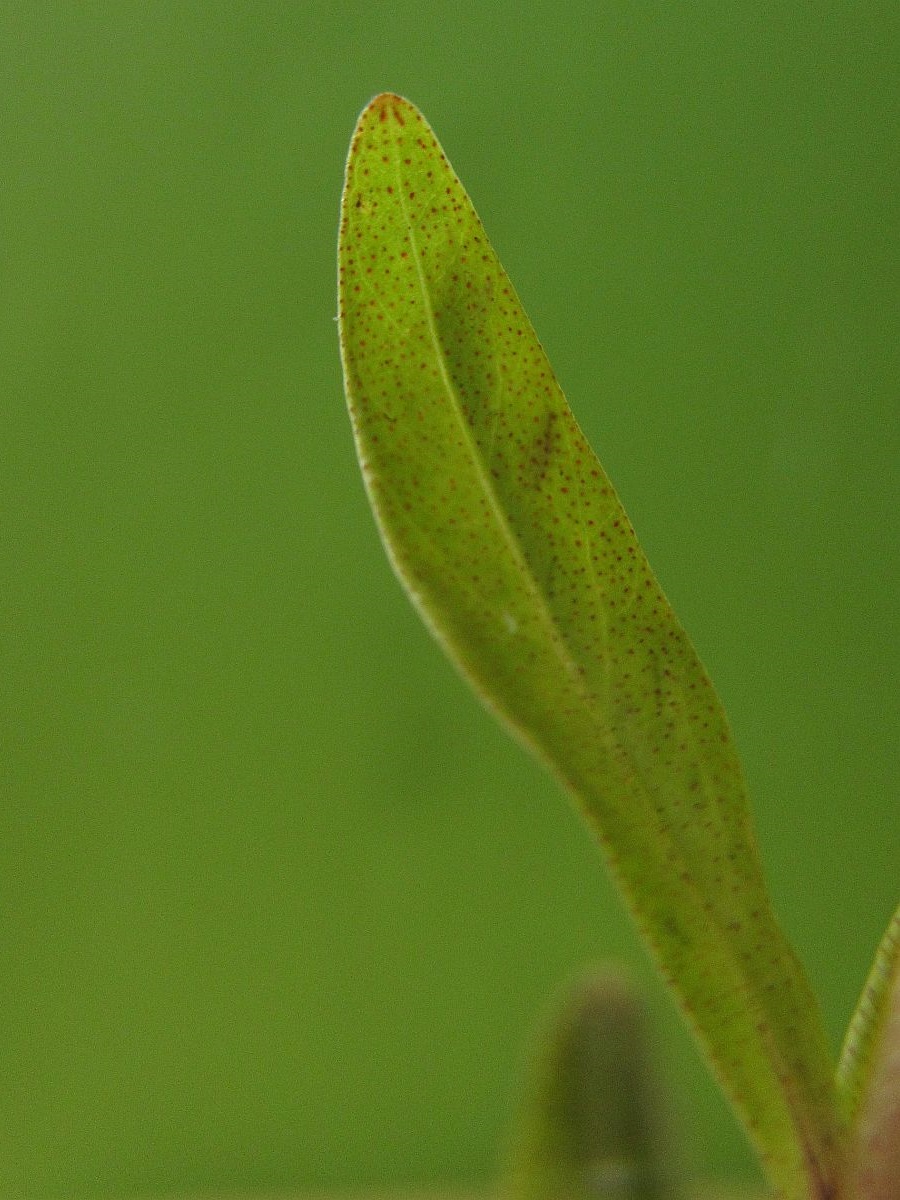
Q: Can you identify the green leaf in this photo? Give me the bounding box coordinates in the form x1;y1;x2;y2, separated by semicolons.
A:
837;902;900;1198
338;93;843;1197
507;972;680;1200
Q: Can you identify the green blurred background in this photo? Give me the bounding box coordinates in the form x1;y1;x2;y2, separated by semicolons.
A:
2;3;897;1196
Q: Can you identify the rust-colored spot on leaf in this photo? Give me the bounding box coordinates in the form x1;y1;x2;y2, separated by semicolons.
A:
367;92;409;127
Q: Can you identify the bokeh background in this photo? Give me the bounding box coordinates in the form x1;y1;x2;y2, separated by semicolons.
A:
3;3;897;1197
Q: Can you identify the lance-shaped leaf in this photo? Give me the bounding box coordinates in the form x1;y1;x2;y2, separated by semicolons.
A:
338;94;843;1197
837;902;900;1200
507;972;680;1200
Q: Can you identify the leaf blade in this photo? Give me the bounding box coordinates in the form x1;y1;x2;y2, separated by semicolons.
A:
338;93;843;1197
837;902;900;1199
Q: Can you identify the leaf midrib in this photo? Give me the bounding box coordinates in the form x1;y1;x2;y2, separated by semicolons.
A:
390;145;595;714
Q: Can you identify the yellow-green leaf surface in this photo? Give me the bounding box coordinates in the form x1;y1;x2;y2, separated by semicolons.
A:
338;94;842;1197
836;903;900;1199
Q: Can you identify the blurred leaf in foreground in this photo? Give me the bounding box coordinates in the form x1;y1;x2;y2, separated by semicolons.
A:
338;93;843;1197
507;972;679;1200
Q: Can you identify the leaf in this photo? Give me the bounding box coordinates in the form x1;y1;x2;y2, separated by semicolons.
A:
338;93;843;1197
837;902;900;1199
507;971;680;1200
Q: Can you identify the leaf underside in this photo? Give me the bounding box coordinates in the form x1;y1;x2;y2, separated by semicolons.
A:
338;93;842;1197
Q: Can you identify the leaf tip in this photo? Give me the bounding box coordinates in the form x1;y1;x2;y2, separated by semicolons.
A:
362;92;414;127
